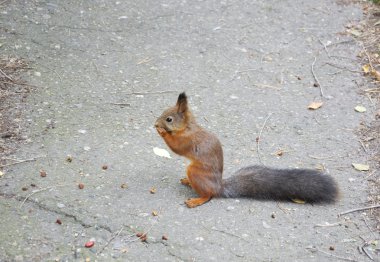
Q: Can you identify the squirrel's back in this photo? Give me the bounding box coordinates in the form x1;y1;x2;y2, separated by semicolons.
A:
223;165;338;203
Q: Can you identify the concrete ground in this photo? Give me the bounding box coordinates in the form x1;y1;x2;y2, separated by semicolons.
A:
0;0;379;261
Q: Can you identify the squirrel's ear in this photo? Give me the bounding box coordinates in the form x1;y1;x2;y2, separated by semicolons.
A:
176;92;188;113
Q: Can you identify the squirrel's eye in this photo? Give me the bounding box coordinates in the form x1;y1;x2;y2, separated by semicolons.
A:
166;117;173;123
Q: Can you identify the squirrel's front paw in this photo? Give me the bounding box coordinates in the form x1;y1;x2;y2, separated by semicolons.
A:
156;127;167;136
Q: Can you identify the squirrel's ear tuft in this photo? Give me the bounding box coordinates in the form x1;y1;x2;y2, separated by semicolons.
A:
176;92;188;113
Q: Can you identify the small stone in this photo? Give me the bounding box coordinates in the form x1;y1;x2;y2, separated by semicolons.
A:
226;206;235;211
78;183;84;189
85;241;95;248
40;170;47;177
57;203;65;208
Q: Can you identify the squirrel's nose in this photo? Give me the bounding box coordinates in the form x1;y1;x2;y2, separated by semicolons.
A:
154;122;159;128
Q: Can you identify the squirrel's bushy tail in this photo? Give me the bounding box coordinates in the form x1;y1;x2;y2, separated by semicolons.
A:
222;166;338;203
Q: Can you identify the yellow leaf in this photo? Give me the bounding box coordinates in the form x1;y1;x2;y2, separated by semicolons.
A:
352;163;370;171
153;147;171;158
362;64;371;74
354;105;366;113
152;210;158;216
308;101;323;110
291;198;306;204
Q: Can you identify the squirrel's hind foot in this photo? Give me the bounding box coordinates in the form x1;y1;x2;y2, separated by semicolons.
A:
180;177;191;186
185;197;211;208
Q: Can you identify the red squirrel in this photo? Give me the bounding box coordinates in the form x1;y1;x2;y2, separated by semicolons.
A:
154;93;338;208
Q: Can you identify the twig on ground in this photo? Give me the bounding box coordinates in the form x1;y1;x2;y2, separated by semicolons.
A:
358;139;368;153
256;113;272;164
318;38;330;58
251;83;281;90
0;80;39;88
364;170;376;180
127;90;178;95
34;63;63;82
230;68;260;82
324;62;362;73
308;154;335;160
314;221;342;227
201;224;250;243
0;68;14;81
362;216;377;239
97;226;124;255
312;248;358;262
20;184;69;208
109;102;131;106
311;56;326;98
329;55;358;61
125;224;155;243
0;157;42;168
326;39;355;47
339;204;380;216
362;246;373;261
361;42;373;72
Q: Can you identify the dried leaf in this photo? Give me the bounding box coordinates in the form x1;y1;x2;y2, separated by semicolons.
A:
152;210;158;216
66;155;73;162
308;101;323;110
371;70;380;81
0;171;4;177
352;163;370;171
153;147;171;158
150;187;157;194
347;29;361;37
120;183;128;189
291;198;306;204
273;149;284;156
354;105;367;113
362;64;371;74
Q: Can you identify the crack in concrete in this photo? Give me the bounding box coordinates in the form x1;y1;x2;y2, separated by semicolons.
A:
0;192;113;233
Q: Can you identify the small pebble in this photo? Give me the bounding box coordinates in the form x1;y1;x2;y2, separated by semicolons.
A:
85;241;95;248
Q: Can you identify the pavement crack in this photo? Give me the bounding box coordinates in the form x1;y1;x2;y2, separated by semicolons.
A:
0;191;112;233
